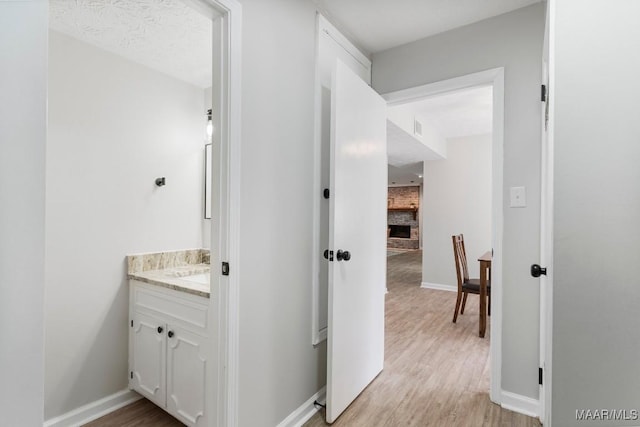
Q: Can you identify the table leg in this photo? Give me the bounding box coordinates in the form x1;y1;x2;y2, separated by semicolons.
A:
479;260;488;338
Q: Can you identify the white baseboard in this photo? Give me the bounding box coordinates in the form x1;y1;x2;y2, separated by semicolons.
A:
276;387;326;427
501;390;539;418
44;389;142;427
420;282;456;292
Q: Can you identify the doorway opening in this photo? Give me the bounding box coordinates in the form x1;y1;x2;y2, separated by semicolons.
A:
305;69;524;425
311;71;503;426
384;82;495;415
383;69;505;407
43;0;241;426
309;13;512;425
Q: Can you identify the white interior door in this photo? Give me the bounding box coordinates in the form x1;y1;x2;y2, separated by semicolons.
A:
326;60;387;423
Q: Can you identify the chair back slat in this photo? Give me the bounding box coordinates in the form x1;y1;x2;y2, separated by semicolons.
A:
452;234;470;290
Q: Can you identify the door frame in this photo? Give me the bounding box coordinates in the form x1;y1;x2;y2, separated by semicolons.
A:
382;67;505;405
197;0;242;426
311;14;372;346
539;0;554;424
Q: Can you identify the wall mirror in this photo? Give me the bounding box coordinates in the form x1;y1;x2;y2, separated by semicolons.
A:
204;143;212;219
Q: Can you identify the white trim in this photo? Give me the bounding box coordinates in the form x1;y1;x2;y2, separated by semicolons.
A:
382;67;505;407
490;69;505;406
310;13;324;347
276;387;326;427
420;282;456;292
501;391;540;418
199;1;242;426
539;1;555;425
316;16;370;71
384;71;494;107
311;13;372;346
43;390;141;427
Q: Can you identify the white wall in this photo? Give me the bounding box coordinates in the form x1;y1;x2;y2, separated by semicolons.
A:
45;31;206;419
237;0;326;425
373;4;545;399
552;1;640;425
422;135;492;287
387;103;447;158
0;2;47;425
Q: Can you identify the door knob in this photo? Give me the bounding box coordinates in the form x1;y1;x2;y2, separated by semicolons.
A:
157;326;163;334
336;250;351;262
168;331;174;338
531;264;547;277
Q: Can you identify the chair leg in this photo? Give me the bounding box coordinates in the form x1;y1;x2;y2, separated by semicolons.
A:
488;292;491;316
453;291;462;323
461;292;468;315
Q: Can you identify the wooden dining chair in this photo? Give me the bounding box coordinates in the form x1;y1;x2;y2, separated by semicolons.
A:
452;234;491;323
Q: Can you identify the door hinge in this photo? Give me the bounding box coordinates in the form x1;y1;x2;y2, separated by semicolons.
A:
541;85;547;102
222;262;230;276
323;188;330;199
539;367;543;385
130;371;133;379
130;320;133;327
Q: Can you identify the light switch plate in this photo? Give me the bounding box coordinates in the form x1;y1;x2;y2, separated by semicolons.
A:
510;186;526;208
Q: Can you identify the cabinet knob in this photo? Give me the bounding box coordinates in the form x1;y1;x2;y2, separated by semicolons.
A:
168;331;174;338
157;326;163;334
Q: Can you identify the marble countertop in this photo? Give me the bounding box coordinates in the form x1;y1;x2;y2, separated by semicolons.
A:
127;249;210;298
128;264;210;298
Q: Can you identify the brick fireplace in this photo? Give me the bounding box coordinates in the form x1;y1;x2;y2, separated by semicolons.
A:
387;186;420;250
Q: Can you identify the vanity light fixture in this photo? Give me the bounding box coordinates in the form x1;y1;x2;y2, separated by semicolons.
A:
206;109;213;140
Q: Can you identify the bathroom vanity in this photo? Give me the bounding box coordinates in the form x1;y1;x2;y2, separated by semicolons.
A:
127;249;211;427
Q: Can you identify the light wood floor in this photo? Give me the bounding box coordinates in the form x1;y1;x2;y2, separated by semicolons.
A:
83;397;183;426
304;250;541;427
85;250;540;427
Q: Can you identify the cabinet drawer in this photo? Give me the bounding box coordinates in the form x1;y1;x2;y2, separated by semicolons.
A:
132;282;208;331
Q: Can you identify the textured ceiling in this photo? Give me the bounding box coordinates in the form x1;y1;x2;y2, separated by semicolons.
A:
50;0;215;88
314;0;542;53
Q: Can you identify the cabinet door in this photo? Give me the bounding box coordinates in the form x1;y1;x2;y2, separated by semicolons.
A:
166;326;208;427
131;312;166;407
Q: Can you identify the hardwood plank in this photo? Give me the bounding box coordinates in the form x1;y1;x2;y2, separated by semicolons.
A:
304;250;540;427
82;398;184;427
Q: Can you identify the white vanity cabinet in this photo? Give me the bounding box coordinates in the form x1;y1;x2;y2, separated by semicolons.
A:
129;280;209;427
131;311;167;407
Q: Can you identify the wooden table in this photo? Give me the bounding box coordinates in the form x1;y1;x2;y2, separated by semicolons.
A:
478;251;492;338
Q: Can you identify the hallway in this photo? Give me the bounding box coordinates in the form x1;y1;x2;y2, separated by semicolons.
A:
83;250;541;427
305;250;540;426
